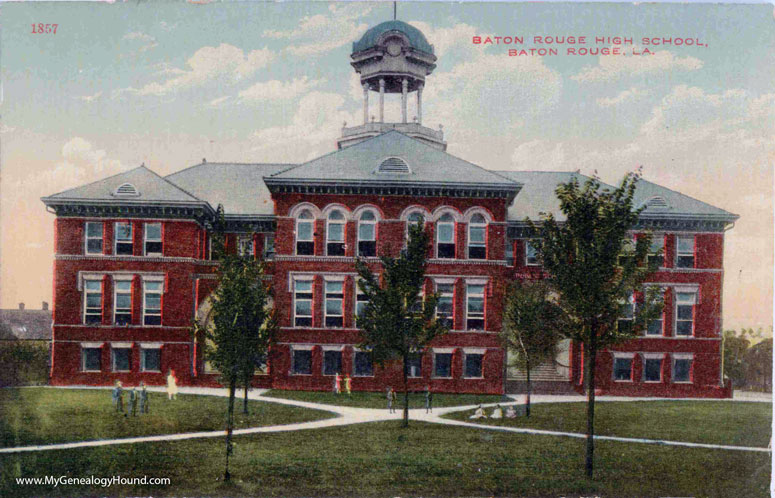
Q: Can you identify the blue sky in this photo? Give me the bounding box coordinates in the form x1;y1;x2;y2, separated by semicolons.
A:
1;1;772;330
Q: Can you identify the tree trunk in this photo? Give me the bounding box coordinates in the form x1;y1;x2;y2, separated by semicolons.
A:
402;352;409;428
225;378;236;482
243;382;249;415
584;333;598;479
525;357;531;418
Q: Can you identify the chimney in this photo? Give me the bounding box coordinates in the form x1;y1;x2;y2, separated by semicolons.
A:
42;301;49;311
18;302;24;310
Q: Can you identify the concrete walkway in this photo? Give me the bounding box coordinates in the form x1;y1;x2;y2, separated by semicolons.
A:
0;386;770;454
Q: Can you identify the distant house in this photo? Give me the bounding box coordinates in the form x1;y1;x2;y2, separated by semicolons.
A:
0;302;52;341
0;302;52;386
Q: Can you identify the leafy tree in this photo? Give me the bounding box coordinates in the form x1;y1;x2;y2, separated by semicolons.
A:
745;338;772;392
722;329;750;388
500;280;566;417
531;172;663;478
355;221;448;427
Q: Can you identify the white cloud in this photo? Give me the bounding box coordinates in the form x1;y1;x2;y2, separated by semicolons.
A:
207;96;231;107
120;44;275;97
407;21;478;58
159;21;179;32
74;91;102;103
0;124;15;133
572;49;703;83
596;87;648;107
239;77;324;103
122;31;157;54
510;140;569;170
264;3;371;56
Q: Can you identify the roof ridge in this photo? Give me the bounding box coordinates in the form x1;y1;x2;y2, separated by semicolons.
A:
142;165;207;203
636;178;736;216
43;165;141;199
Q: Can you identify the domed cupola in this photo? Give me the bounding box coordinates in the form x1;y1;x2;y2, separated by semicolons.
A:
339;16;446;151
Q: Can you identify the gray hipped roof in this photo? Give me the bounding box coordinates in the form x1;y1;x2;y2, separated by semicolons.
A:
166;162;294;216
270;131;517;189
0;309;52;341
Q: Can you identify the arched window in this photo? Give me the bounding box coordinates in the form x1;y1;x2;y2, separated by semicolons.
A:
358;210;377;257
467;213;487;259
295;210;314;255
326;210;346;256
436;213;456;259
405;212;425;242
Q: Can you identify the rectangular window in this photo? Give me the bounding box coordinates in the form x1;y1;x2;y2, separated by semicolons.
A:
324;280;343;328
355;284;368;323
408;353;422;378
434;352;453;378
237;235;254;258
81;347;101;372
435;283;454;328
436;219;456;259
144;223;162;256
292;349;312;375
143;281;162;326
675;292;696;336
676;235;695;268
84;280;102;325
353;351;373;377
464;353;483;378
296;219;314;255
112;347;131;372
643;357;663;382
673;356;693;383
264;235;275;259
327;220;345;256
293;279;313;327
613;357;633;381
466;284;485;330
113;280;132;325
617;294;635;333
323;350;342;375
141;348;161;372
358;221;376;257
648;234;665;267
505;240;515;266
525;240;539;266
115;222;133;255
85;222;103;255
467;226;486;259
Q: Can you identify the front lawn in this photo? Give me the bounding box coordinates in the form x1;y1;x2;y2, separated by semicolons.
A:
1;420;768;497
0;388;334;447
264;389;505;409
444;400;772;447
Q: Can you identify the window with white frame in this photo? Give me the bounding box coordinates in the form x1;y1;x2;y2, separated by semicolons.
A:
323;349;342;375
115;222;133;255
612;354;633;381
676;235;695;268
433;351;453;378
83;279;103;325
112;346;132;372
143;280;163;326
81;346;102;372
293;279;313;327
295;210;315;255
505;239;515;266
264;234;275;259
140;347;161;372
436;213;456;259
324;280;344;328
467;213;487;259
675;291;696;336
617;293;635;333
672;354;693;383
406;211;425;243
237;235;254;258
113;280;132;325
466;283;485;330
643;354;663;382
408;352;422;377
358;210;377;257
326;210;346;256
648;234;665;267
525;240;539;266
463;351;484;378
353;350;373;376
291;348;312;375
435;282;454;328
355;282;368;323
646;288;665;336
85;222;103;255
144;223;162;256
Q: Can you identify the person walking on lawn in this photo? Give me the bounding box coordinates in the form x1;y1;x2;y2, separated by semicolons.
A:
334;372;342;394
139;382;149;414
166;369;178;400
425;385;433;414
387;387;396;413
129;387;138;416
112;381;124;414
344;375;352;395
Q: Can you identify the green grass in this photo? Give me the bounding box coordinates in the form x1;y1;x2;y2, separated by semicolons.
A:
264;388;505;409
444;400;772;447
0;388;334;447
1;420;769;497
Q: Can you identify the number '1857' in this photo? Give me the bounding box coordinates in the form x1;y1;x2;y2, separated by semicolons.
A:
31;24;58;34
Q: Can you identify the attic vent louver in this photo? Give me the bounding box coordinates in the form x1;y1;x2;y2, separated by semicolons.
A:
377;157;410;174
113;183;140;197
643;196;669;209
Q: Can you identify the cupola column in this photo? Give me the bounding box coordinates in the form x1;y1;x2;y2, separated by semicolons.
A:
379;78;385;123
401;78;408;123
417;82;424;124
363;83;369;124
